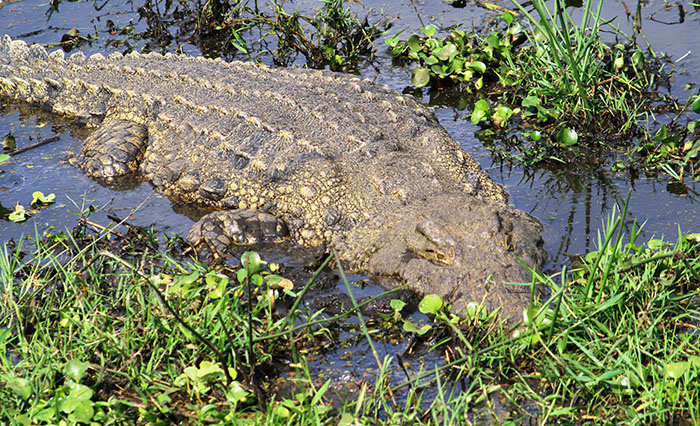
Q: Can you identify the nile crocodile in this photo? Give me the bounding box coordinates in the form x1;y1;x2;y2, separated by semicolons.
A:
0;35;546;321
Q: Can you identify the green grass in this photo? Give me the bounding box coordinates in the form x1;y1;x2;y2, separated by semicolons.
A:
1;202;699;424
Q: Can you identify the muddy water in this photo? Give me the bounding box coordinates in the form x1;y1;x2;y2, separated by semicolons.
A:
0;0;698;408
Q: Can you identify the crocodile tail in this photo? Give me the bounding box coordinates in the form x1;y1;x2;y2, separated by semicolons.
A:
0;35;50;64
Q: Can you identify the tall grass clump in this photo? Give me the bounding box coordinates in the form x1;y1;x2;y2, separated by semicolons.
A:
509;0;655;136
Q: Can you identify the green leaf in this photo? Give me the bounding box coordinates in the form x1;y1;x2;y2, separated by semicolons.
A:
64;359;90;382
447;58;464;73
13;414;31;426
556;128;578;146
420;24;437;38
502;11;514;25
0;153;9;164
227;381;249;403
241;251;263;274
70;402;95;423
407;34;422;53
492;105;513;126
205;271;228;299
385;35;399;48
390;299;406;313
470;99;491;125
431;63;449;76
423;54;439;66
468;61;486;74
528;130;543;141
338;413;356;426
411;68;431;87
521;95;541;108
614;55;624;71
434;43;457;61
418;294;443;314
664;361;689;379
31;191;56;206
5;376;32;400
631;51;643;67
68;383;94;402
403;321;431;335
3;133;16;151
691;96;700;114
8;203;27;223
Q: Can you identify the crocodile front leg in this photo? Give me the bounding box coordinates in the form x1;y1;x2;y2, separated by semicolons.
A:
81;117;148;179
186;209;289;260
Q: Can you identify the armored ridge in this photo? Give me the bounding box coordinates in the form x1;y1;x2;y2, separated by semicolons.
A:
0;35;546;321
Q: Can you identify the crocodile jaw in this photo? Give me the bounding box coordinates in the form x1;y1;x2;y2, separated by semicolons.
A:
343;192;546;322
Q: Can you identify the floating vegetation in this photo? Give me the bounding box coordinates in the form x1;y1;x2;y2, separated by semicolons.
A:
388;0;700;183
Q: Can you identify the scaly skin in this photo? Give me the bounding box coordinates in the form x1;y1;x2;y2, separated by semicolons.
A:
0;35;546;321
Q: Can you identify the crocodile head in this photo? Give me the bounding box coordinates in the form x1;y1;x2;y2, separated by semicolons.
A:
347;192;547;323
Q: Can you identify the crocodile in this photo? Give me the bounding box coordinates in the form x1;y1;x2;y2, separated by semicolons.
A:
0;35;546;321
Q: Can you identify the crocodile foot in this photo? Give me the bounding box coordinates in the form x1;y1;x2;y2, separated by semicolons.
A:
186;209;289;260
81;118;148;179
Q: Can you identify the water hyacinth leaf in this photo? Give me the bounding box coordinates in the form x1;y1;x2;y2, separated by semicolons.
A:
484;32;501;50
471;99;491;124
448;57;464;73
205;271;228;299
492;105;513;127
403;320;431;335
411;68;431;87
468;61;486;73
64;359;90;382
691;96;700;114
69;402;94;424
338;413;356;426
431;64;449;76
556;128;578;146
14;414;30;426
508;21;522;36
31;191;56;205
8;203;27;222
423;54;439;66
3;133;16;150
418;293;443;314
241;251;262;274
63;383;94;412
390;299;406;313
420;24;437;38
434;43;457;61
407;34;422;52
